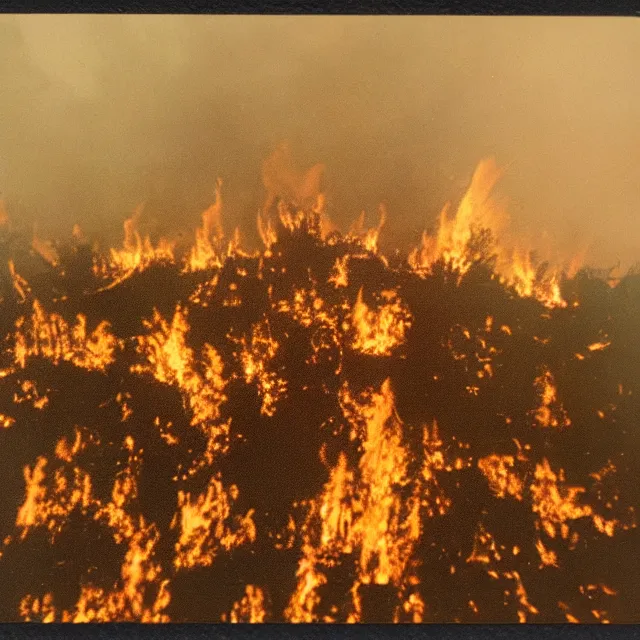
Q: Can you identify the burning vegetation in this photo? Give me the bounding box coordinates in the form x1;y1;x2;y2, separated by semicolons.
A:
0;153;638;623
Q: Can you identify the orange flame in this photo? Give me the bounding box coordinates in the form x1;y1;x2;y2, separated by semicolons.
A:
351;289;412;357
12;301;118;372
408;157;571;308
172;476;256;570
95;204;175;283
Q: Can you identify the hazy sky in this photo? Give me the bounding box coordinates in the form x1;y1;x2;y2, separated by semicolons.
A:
0;15;638;267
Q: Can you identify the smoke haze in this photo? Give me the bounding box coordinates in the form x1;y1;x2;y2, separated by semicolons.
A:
0;15;638;267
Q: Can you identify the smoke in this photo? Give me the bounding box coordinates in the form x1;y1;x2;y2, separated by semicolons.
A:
0;15;637;267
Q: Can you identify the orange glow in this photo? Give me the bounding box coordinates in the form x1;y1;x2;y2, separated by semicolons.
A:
0;200;9;227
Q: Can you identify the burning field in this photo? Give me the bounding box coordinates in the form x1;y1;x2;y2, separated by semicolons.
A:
0;153;638;624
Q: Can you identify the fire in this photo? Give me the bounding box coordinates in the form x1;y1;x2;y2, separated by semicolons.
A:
14;432;173;622
533;367;571;429
285;541;329;623
0;200;9;227
55;428;88;463
420;421;457;518
409;157;506;276
21;529;172;623
0;152;636;624
467;523;503;565
354;379;419;586
94;205;175;284
0;413;16;428
172;475;256;570
329;256;349;288
238;317;287;417
131;306;229;464
32;231;59;268
350;289;412;357
408;157;571;308
261;141;325;214
225;585;267;623
14;380;49;410
347;206;387;255
504;249;566;309
277;197;336;243
7;260;31;302
529;459;619;541
16;456;92;542
11;301;118;372
186;179;225;272
287;379;422;622
478;454;524;500
535;539;559;568
587;341;611;352
184;180;250;272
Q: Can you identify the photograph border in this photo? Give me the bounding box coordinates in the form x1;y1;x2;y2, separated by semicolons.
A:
0;0;637;15
0;2;638;638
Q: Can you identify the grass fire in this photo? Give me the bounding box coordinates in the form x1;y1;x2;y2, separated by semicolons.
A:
0;151;638;624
